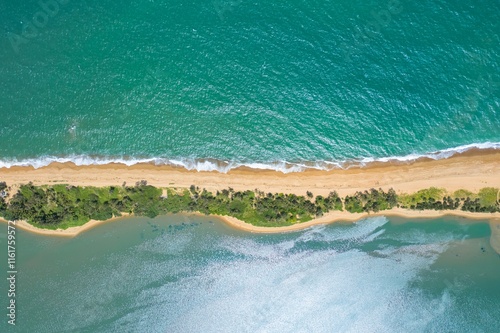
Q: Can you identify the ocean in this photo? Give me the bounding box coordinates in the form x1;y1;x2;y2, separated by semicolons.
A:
0;0;499;172
1;215;499;332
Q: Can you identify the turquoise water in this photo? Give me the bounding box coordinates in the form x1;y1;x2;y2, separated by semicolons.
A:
1;215;499;332
2;2;500;331
0;0;499;171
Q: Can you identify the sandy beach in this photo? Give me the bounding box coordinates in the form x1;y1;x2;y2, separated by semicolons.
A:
1;149;499;236
0;149;499;198
220;209;500;233
3;208;500;238
0;214;130;237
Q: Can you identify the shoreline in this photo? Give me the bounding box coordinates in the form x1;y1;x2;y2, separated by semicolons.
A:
2;209;500;238
0;143;498;172
0;149;499;198
1;149;499;237
219;209;500;233
0;214;131;237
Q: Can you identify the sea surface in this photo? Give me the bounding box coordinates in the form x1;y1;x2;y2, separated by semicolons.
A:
1;215;499;332
0;0;499;172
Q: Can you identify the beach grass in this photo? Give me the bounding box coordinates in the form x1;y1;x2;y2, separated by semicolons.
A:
398;187;446;207
478;187;499;207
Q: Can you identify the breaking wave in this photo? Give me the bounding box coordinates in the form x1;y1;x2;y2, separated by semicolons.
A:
0;142;499;173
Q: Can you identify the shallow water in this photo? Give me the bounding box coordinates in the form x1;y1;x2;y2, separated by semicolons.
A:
1;215;499;332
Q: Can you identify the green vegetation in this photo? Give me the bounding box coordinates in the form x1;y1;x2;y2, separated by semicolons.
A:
398;187;446;209
461;187;500;213
314;191;343;215
452;189;475;200
344;188;398;213
3;181;162;229
0;181;7;217
398;187;459;211
0;182;342;229
478;188;499;207
0;181;498;229
397;187;500;213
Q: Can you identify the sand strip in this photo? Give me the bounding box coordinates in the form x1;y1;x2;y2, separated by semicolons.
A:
0;214;130;237
0;149;499;198
0;149;499;236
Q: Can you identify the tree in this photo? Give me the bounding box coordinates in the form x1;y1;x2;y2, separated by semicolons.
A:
136;180;148;187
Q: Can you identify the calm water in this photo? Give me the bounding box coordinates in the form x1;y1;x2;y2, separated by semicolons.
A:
1;215;499;332
0;0;499;171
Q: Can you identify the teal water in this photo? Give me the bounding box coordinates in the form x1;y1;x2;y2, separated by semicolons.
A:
1;215;499;332
0;0;499;171
2;2;500;331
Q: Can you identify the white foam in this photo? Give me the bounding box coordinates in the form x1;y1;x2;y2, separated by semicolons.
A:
357;141;500;165
295;216;389;244
0;141;499;173
218;217;389;264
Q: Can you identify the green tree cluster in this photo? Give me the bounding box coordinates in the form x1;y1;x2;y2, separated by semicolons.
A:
0;181;7;216
0;181;498;229
3;182;161;228
398;187;500;212
344;188;398;213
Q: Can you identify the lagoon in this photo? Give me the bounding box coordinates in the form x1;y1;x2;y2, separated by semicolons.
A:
1;215;499;332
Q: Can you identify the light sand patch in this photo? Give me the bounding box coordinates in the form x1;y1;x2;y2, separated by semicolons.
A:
489;219;500;255
0;214;130;237
0;149;498;198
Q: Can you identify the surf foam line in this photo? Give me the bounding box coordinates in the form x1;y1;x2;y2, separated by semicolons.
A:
0;142;499;173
